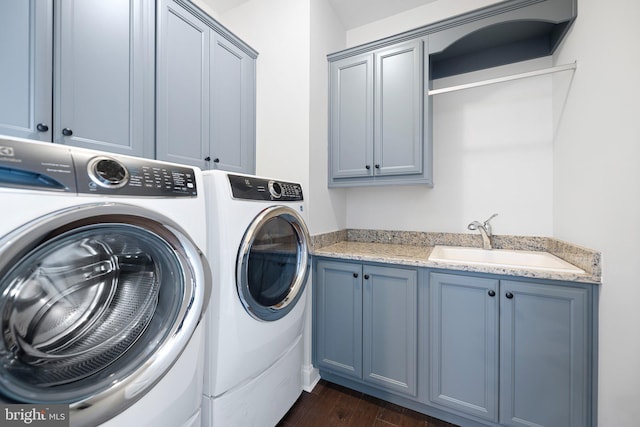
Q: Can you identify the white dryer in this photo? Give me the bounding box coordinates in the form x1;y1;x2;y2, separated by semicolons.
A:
0;136;211;427
201;170;311;427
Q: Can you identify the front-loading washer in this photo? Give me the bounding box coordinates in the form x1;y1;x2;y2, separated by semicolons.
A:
0;135;211;427
201;170;311;427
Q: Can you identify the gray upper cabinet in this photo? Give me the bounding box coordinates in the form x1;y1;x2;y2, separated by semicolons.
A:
315;259;418;398
55;0;155;157
156;0;256;173
429;272;591;427
329;39;431;187
210;33;256;173
0;0;154;157
156;0;210;170
0;0;52;142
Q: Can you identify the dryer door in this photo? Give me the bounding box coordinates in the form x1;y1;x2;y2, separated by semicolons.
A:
237;206;310;321
0;203;210;426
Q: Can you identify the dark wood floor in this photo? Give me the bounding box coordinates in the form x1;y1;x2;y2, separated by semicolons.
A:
277;380;460;427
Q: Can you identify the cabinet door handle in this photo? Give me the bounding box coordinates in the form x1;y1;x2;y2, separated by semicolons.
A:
36;123;49;132
363;274;370;280
374;164;380;169
488;290;496;297
353;273;359;278
213;158;220;163
204;156;211;162
365;165;371;170
61;128;73;136
505;292;514;299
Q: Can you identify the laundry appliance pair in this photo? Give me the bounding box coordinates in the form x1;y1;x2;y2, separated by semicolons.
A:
0;135;313;427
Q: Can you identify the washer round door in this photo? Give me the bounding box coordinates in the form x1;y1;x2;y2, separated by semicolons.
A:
0;203;210;426
237;206;311;321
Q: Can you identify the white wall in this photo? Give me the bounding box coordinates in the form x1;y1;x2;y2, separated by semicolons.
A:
308;0;348;234
217;0;311;192
553;0;640;425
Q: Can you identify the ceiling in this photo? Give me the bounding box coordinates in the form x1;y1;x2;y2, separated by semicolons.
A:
204;0;438;29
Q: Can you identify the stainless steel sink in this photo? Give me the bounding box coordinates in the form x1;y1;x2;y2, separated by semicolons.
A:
428;245;585;274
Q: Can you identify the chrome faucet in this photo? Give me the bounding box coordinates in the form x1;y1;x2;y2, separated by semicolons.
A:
468;213;498;250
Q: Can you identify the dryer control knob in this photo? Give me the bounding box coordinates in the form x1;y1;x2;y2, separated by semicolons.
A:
268;181;282;199
88;157;130;189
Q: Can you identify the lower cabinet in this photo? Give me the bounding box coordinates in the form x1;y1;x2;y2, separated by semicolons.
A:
313;260;596;427
315;259;418;397
429;272;591;427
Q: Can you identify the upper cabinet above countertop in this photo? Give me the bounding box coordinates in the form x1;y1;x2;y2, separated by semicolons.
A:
327;0;577;188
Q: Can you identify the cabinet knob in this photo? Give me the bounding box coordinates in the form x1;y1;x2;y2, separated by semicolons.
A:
204;156;211;162
353;273;359;278
364;274;370;280
36;123;49;132
365;165;371;170
213;158;220;163
61;128;73;136
374;164;380;169
488;290;496;297
505;292;514;299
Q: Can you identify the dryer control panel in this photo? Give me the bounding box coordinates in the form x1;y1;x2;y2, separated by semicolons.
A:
74;151;197;197
228;174;304;201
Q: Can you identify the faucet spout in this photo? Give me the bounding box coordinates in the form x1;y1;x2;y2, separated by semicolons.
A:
467;213;498;250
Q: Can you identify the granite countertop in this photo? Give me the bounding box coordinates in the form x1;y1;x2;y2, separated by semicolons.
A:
312;230;602;284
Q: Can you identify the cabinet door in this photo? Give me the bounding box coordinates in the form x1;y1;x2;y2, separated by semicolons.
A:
0;0;52;141
315;260;363;379
55;0;154;157
363;265;418;396
429;272;499;422
329;53;374;178
374;40;423;176
156;0;210;168
210;33;256;174
500;281;589;427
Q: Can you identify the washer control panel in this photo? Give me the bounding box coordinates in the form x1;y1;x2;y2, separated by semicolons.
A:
0;137;76;192
228;174;303;201
76;152;197;197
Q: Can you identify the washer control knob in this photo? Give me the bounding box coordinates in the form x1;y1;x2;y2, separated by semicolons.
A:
88;157;129;189
268;180;282;199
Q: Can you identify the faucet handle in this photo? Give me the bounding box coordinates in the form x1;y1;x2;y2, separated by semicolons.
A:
483;213;499;235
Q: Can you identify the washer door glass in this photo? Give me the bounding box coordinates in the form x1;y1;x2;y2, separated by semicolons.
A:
0;204;209;425
237;206;310;321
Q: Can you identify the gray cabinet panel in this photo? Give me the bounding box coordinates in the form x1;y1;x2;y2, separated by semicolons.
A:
315;260;363;379
0;0;52;141
156;0;210;169
210;34;256;173
55;0;154;157
429;273;499;421
330;53;374;178
374;40;423;176
500;280;589;427
363;265;417;396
